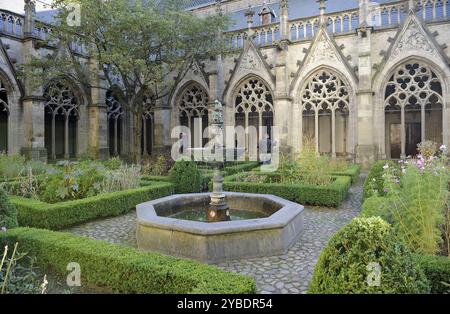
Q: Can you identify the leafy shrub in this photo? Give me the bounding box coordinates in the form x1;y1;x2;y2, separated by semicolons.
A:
102;157;123;170
413;254;450;294
0;154;26;179
0;228;256;294
142;153;175;176
169;160;202;193
363;160;397;199
296;138;334;185
0;154;47;180
101;165;142;193
0;188;18;229
309;217;430;294
40;162;105;203
17;168;40;199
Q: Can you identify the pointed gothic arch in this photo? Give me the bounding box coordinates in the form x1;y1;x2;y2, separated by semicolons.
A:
298;68;352;157
0;79;9;153
44;80;80;160
176;82;209;149
141;93;155;156
233;76;274;158
106;89;124;157
383;60;444;158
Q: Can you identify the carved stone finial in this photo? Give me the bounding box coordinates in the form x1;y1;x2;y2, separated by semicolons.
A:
244;5;255;28
24;0;36;13
280;0;289;9
408;0;416;12
317;0;327;26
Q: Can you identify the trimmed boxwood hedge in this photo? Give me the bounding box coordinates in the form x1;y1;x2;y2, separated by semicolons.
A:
309;217;430;294
330;164;361;183
0;228;256;294
218;174;351;207
413;254;450;294
11;182;174;230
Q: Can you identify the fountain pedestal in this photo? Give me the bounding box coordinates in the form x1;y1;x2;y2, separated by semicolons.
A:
208;168;230;222
206;100;231;222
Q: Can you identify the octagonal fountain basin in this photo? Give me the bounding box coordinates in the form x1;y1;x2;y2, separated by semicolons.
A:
136;193;304;263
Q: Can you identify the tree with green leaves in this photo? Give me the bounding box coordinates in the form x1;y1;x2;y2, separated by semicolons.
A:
20;0;231;161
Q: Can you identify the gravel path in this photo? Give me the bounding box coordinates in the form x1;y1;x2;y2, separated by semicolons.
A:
64;174;365;294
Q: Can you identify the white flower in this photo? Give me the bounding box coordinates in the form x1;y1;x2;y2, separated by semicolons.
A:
0;227;6;232
440;145;447;152
383;164;389;170
40;275;48;294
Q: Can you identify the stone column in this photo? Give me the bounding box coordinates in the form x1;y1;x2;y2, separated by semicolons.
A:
355;0;376;169
20;1;47;161
88;61;109;159
153;98;172;155
273;0;292;156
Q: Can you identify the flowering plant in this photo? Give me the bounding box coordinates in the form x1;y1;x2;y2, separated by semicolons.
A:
373;143;449;255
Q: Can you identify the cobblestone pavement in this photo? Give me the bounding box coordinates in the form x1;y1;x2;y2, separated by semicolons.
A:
64;174;365;294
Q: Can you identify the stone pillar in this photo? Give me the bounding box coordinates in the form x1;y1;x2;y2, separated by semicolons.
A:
355;0;376;169
153;98;172;155
273;1;292;156
88;61;109;159
21;1;47;161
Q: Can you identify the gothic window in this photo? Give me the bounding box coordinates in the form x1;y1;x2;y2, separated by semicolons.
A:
0;80;9;152
142;93;155;156
384;62;443;158
44;81;79;160
178;83;209;149
234;77;274;157
106;90;124;156
300;70;350;157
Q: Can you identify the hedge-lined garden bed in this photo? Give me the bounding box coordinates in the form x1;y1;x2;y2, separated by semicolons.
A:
0;228;256;294
11;182;174;230
250;164;361;184
142;161;261;192
217;173;351;207
330;164;361;183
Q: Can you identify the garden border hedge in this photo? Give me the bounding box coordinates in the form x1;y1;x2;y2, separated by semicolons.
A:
0;228;256;294
217;174;351;207
330;164;361;183
413;254;450;294
11;182;174;230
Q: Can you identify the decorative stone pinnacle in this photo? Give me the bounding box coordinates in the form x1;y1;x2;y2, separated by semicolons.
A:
24;0;36;13
280;0;289;9
245;5;255;26
408;0;416;12
317;0;327;26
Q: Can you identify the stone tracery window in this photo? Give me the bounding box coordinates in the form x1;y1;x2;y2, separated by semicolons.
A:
44;81;79;160
142;93;155;156
106;90;124;156
300;70;350;157
0;80;9;152
234;77;274;157
384;62;443;158
178;83;209;148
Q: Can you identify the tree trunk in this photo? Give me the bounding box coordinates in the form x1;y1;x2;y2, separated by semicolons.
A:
133;111;143;163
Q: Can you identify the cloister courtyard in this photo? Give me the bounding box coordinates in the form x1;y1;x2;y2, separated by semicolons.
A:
1;0;450;296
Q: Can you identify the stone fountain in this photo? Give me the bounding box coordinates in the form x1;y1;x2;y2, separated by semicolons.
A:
207;100;230;222
136;100;305;263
